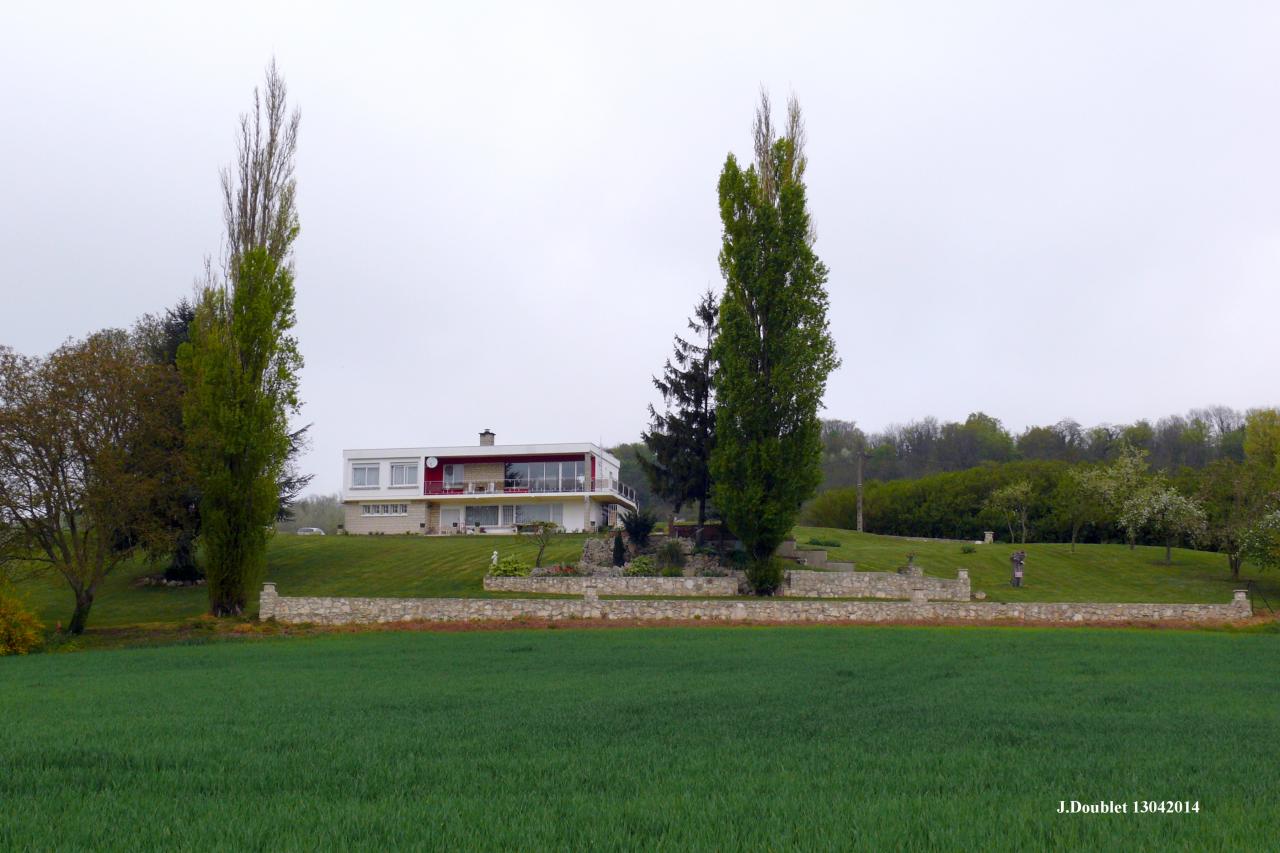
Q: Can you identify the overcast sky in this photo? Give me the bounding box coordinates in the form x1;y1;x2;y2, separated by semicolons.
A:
3;1;1278;494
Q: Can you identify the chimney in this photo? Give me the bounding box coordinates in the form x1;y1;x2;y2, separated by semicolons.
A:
479;429;495;446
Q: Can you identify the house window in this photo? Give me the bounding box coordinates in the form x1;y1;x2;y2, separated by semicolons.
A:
515;504;563;525
444;464;464;488
352;464;380;488
390;463;418;487
465;505;500;527
504;461;585;492
502;505;515;526
362;504;408;516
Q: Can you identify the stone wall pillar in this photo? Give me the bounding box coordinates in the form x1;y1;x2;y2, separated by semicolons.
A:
1233;589;1251;615
957;569;971;601
260;583;278;621
910;585;927;605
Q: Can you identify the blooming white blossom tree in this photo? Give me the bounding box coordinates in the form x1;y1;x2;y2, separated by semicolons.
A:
1242;508;1280;572
1118;485;1207;565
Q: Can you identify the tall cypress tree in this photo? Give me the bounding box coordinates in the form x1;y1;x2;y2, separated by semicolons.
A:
711;92;839;592
640;289;718;527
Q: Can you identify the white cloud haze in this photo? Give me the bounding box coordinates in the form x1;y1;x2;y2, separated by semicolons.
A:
2;0;1278;494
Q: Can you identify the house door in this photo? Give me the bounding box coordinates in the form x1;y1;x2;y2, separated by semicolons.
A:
441;507;462;533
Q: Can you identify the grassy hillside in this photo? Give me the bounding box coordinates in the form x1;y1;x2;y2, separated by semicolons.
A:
15;527;1278;631
792;527;1279;605
2;627;1277;849
18;533;587;629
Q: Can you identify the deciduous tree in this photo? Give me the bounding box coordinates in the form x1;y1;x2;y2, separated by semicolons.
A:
0;334;182;633
1117;485;1206;565
178;60;304;616
711;91;839;593
987;479;1032;544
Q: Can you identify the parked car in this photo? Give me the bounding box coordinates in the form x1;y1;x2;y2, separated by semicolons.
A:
296;527;325;536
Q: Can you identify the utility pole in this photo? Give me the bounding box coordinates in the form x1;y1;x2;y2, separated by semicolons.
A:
856;448;867;533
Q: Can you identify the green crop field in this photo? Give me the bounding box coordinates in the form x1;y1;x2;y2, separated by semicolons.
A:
14;527;1280;632
2;626;1278;850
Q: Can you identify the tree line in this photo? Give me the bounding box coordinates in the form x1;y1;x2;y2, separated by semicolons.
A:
0;62;307;632
806;412;1280;578
818;407;1254;490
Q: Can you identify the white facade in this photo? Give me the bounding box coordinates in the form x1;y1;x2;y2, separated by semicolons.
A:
340;437;635;535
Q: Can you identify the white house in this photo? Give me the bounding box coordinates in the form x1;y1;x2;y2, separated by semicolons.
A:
340;430;637;534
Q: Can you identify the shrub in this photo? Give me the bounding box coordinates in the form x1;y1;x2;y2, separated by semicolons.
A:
655;540;686;571
745;557;785;596
960;544;977;554
661;563;683;577
544;564;580;577
489;556;532;577
622;508;657;550
807;537;841;548
696;564;729;577
612;532;626;567
624;556;657;577
0;589;43;656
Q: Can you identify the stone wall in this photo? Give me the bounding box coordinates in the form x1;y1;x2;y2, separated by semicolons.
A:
483;575;739;596
260;584;1251;626
784;569;970;601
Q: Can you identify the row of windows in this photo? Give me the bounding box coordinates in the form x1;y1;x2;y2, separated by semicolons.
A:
352;463;419;488
362;504;409;516
459;504;565;527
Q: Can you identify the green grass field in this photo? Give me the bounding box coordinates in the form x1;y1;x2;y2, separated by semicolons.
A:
2;626;1277;850
15;527;1279;631
792;527;1280;605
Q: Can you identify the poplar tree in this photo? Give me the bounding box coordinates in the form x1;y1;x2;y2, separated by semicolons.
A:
711;92;839;593
178;61;303;616
640;288;718;528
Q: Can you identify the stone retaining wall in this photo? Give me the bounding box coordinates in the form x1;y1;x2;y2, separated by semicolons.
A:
260;584;1251;626
784;569;970;601
483;575;739;596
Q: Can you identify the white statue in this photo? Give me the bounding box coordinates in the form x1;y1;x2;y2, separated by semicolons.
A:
491;550;499;567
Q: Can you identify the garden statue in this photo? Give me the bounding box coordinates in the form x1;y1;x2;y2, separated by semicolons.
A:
1010;550;1026;587
491;550;499;568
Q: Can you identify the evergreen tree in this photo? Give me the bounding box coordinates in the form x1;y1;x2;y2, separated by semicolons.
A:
612;531;626;567
640;288;718;527
711;92;839;592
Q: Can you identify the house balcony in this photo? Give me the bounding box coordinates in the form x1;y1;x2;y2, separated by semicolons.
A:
424;477;636;506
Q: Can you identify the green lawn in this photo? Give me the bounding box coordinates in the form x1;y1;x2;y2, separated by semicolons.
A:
18;533;587;629
15;527;1279;631
793;527;1280;605
2;626;1277;850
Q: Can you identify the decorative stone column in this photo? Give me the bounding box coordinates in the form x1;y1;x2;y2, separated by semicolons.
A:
909;585;927;606
1232;589;1250;615
956;569;971;601
260;582;278;621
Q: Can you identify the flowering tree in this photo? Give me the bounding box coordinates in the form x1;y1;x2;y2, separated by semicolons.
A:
986;479;1033;543
1118;485;1207;565
1242;509;1280;572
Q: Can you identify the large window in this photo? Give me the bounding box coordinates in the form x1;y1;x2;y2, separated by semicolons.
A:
352;463;380;488
515;504;563;525
443;464;464;488
464;505;500;527
504;461;585;492
390;462;419;487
